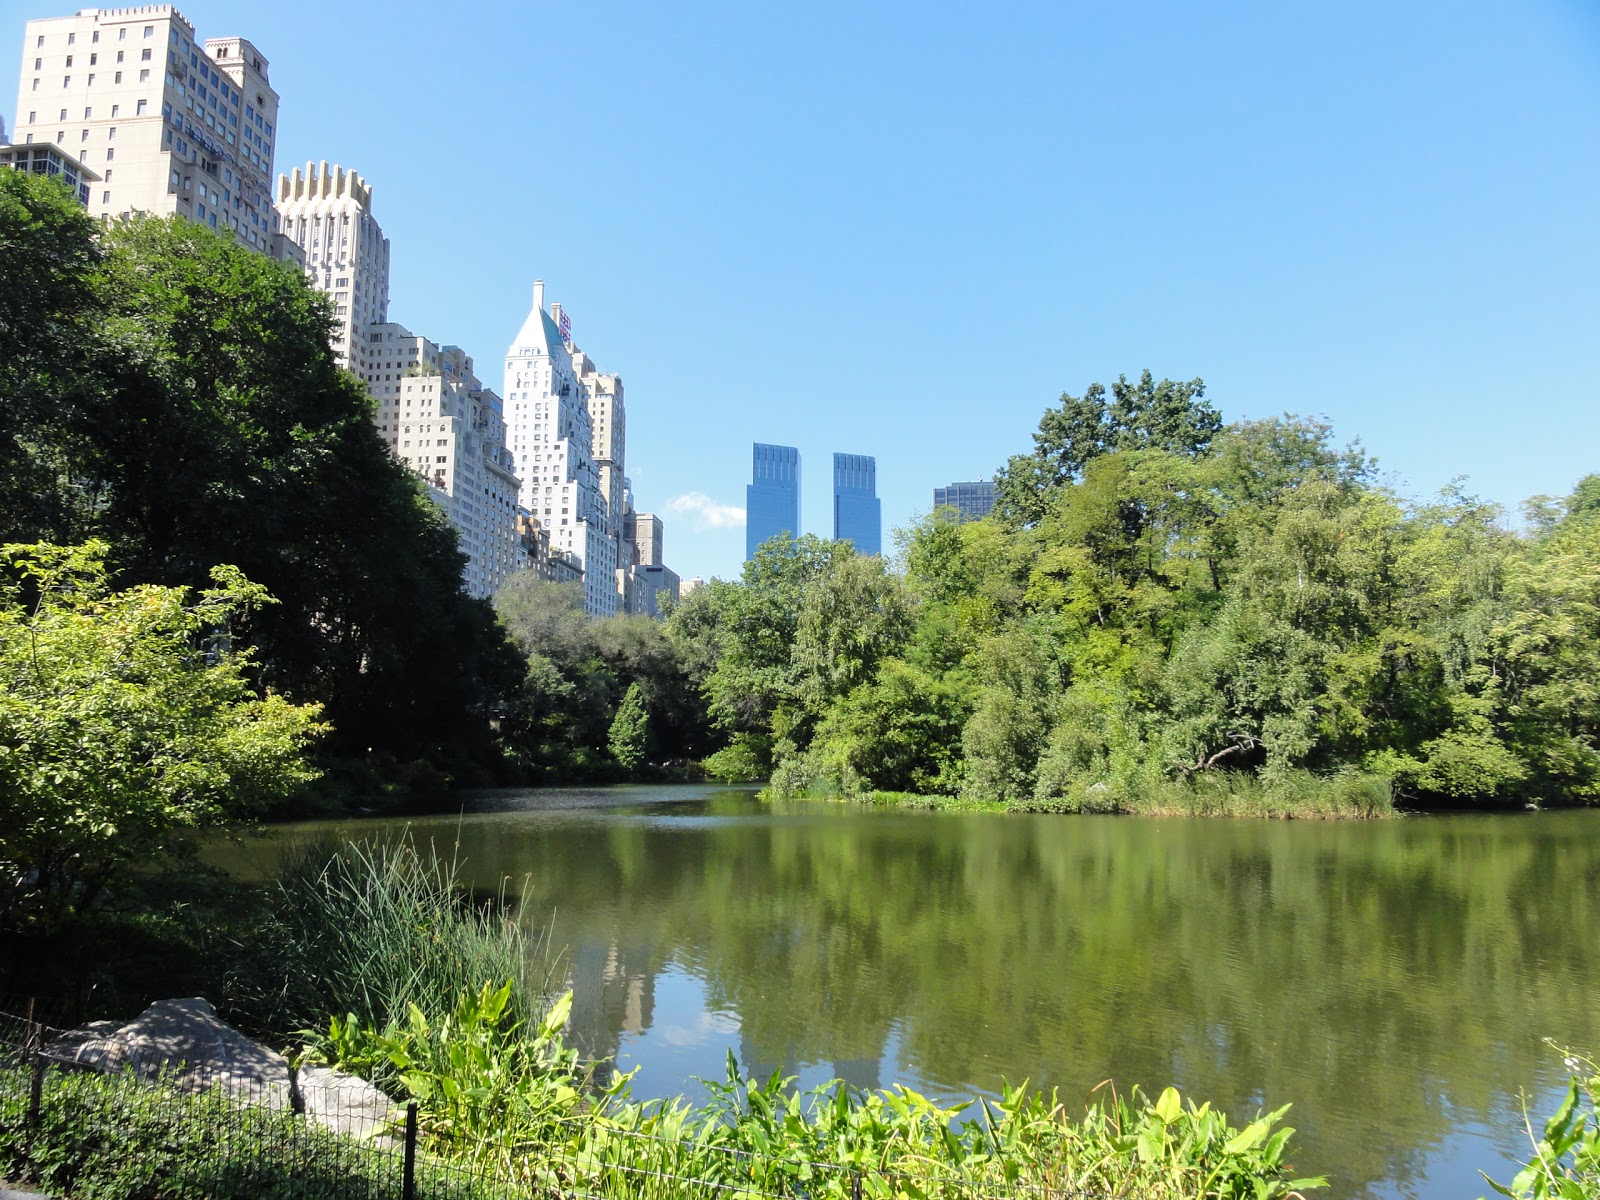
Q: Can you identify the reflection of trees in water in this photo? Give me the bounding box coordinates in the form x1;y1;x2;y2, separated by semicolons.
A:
404;806;1600;1199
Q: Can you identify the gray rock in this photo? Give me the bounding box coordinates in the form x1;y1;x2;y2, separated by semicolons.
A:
45;998;292;1110
295;1063;400;1140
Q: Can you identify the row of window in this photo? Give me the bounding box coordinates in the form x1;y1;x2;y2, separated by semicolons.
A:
37;25;154;46
35;46;151;68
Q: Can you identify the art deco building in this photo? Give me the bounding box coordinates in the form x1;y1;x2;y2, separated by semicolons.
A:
504;282;618;616
275;162;390;366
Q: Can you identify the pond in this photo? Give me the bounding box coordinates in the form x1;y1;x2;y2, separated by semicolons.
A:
211;785;1600;1199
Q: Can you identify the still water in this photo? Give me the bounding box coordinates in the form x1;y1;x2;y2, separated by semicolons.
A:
214;785;1600;1200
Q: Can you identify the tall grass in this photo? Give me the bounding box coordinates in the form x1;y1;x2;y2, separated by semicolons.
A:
228;837;559;1040
1023;768;1397;819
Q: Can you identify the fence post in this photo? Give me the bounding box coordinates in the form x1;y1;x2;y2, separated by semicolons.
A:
851;1169;862;1200
401;1101;418;1200
27;1054;45;1132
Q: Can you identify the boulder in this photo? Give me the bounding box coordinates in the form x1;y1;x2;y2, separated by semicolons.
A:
294;1063;400;1140
45;997;292;1110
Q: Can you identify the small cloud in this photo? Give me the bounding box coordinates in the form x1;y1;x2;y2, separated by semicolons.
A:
668;492;746;531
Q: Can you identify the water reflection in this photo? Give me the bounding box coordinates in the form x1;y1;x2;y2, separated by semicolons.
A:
215;789;1600;1200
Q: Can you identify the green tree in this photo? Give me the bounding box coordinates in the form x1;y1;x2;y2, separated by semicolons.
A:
0;542;324;932
994;370;1219;525
608;683;651;774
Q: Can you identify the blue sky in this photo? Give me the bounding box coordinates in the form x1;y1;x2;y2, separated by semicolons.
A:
5;0;1597;583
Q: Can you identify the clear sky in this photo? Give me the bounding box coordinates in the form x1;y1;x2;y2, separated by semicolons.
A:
5;0;1597;583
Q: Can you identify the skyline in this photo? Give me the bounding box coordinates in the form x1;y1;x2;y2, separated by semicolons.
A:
4;0;1597;583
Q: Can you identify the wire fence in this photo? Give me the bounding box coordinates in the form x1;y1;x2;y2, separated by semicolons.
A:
0;1005;1111;1200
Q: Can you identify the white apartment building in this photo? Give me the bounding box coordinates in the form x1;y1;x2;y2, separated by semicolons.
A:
363;323;523;599
275;161;390;365
12;7;288;256
504;282;618;617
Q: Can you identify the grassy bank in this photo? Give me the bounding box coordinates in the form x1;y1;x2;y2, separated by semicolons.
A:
766;769;1398;819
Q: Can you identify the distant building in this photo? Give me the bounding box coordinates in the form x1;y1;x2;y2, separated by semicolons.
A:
746;443;802;561
364;323;522;598
933;479;996;523
13;8;284;254
0;140;99;204
637;563;680;618
504;281;619;617
833;453;881;556
275;162;390;366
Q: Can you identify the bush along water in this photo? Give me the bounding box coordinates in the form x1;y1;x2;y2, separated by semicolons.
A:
300;979;1327;1199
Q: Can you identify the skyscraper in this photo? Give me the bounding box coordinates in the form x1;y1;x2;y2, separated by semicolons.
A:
13;7;289;257
932;479;997;523
746;443;801;561
504;281;619;617
274;162;390;366
833;453;881;556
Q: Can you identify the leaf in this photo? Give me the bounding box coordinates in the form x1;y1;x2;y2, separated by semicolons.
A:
1225;1119;1268;1155
1154;1087;1182;1124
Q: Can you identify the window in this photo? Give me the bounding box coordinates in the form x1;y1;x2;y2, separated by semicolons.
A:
87;74;94;85
80;129;88;141
136;99;146;115
104;169;112;181
62;76;70;87
67;32;75;44
33;58;40;69
65;55;72;67
102;190;109;203
139;69;148;81
107;127;115;140
116;50;123;62
105;147;113;161
143;25;153;37
58;108;66;120
89;53;96;64
31;79;39;91
27;111;35;123
118;29;126;41
36;35;43;47
82;106;91;118
141;48;151;61
114;72;121;83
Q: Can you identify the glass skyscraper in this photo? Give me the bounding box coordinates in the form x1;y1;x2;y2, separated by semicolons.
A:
932;479;997;522
746;443;801;561
833;453;881;556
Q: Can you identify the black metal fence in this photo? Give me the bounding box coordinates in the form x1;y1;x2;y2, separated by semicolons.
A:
0;1006;1108;1200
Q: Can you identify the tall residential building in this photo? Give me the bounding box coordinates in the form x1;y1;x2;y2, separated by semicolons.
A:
274;161;390;365
504;281;618;617
833;453;881;556
933;479;997;523
746;443;801;561
13;7;284;254
364;323;522;599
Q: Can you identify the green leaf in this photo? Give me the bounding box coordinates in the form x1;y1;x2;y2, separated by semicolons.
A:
1155;1086;1182;1124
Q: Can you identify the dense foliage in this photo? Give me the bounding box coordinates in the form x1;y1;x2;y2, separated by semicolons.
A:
672;381;1599;811
1;171;524;802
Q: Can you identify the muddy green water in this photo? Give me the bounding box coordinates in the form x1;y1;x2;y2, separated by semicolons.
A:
211;785;1600;1199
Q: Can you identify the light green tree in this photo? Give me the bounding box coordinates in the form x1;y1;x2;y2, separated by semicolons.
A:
608;683;651;774
0;542;325;931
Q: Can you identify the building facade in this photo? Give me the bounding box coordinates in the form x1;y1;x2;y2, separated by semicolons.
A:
274;161;390;366
363;323;522;598
746;443;801;561
833;452;881;556
932;479;997;523
13;7;285;254
504;281;618;617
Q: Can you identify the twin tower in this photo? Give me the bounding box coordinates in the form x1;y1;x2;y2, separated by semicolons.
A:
745;444;881;562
